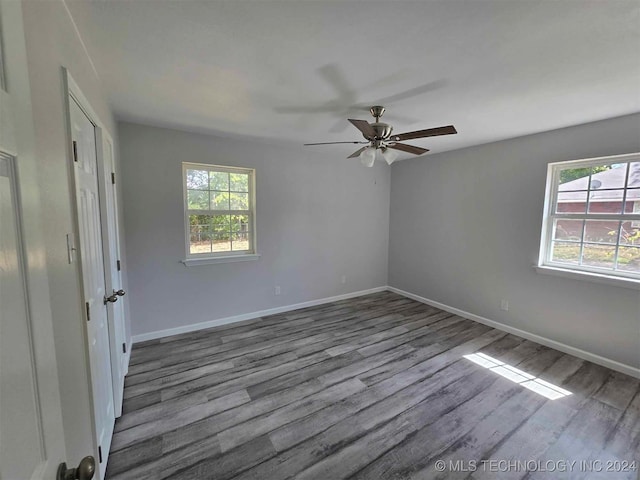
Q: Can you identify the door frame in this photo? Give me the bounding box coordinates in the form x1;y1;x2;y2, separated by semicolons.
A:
62;68;128;474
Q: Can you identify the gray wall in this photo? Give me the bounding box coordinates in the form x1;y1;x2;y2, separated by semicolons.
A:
119;122;390;337
389;113;640;369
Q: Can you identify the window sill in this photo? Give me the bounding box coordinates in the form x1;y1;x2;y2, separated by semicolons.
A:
535;265;640;290
182;254;261;266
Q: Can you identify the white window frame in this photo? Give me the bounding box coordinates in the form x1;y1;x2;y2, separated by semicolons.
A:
537;152;640;288
182;162;258;266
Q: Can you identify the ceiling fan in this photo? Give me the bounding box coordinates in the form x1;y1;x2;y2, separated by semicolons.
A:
304;106;457;166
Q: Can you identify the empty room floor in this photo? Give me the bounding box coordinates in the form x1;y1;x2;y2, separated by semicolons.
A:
106;292;640;479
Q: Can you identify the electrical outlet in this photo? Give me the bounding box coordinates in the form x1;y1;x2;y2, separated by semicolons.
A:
500;299;509;311
274;286;281;296
340;275;347;284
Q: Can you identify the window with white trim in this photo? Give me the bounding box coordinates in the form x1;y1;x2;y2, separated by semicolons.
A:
183;163;255;258
539;153;640;281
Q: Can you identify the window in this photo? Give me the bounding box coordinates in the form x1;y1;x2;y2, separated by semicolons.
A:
539;153;640;283
183;163;256;260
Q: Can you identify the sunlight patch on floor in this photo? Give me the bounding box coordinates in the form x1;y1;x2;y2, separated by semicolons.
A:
463;352;572;400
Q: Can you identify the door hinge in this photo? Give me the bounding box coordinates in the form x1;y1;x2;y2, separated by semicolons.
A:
111;172;115;184
85;302;90;322
122;342;127;354
98;445;102;464
116;260;121;271
72;141;78;162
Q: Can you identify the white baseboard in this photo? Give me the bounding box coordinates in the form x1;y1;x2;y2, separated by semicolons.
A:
131;286;388;343
387;286;640;379
130;284;639;379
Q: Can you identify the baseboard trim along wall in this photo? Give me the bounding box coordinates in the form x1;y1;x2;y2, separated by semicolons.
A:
387;286;640;379
131;286;388;343
131;284;639;379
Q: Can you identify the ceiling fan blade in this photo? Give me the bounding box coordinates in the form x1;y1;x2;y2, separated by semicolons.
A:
348;106;418;125
348;119;376;139
393;125;457;142
304;141;367;146
328;116;351;133
347;147;367;159
318;64;356;104
371;79;447;105
276;105;343;114
389;143;429;155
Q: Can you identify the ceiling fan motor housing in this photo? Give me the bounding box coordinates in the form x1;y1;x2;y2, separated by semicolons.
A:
368;123;393;141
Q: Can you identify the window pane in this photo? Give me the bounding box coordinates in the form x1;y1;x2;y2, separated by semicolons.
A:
589;163;625;190
553;219;583;242
211;191;230;210
617;246;640;273
188;190;209;210
189;213;212;227
620;222;640;246
625;193;640;214
584;220;619;244
212;214;231;232
230;192;249;210
230;173;249;192
556;191;587;213
190;241;212;255
551;242;580;265
186;169;209;190
558;168;591;190
189;214;213;254
582;244;615;270
587;189;623;214
231;231;250;251
628;162;640;188
213;234;231;252
231;214;250;233
210;171;229;191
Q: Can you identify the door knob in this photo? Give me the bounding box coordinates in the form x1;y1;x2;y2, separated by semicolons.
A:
103;293;118;305
115;289;125;296
57;456;95;480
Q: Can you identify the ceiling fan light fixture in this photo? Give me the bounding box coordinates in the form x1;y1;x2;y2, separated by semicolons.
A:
381;148;398;165
359;146;376;167
304;106;457;164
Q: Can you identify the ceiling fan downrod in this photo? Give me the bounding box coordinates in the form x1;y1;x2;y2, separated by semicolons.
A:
370;105;385;122
367;106;394;142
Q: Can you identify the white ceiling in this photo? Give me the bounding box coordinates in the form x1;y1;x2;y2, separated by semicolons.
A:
66;0;640;158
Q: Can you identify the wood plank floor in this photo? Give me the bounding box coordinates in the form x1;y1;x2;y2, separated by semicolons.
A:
106;292;640;479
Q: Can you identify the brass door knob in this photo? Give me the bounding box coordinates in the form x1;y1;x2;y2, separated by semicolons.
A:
76;456;96;480
57;455;95;480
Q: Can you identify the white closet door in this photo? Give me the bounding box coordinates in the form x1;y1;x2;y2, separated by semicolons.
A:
69;97;115;478
99;132;127;416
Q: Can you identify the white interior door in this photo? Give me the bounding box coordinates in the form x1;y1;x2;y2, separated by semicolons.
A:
1;0;68;477
98;131;127;417
69;97;115;479
0;154;64;480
